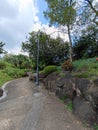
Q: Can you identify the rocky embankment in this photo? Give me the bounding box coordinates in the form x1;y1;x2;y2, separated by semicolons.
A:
0;88;3;97
40;71;98;126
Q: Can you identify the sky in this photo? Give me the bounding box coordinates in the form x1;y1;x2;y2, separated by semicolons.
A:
0;0;69;55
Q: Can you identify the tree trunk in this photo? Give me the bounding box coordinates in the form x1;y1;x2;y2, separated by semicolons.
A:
67;24;73;62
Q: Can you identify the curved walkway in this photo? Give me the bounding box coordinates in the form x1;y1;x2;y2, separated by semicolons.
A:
0;78;93;130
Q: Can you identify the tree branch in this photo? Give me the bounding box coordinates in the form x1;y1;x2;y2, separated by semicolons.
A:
85;0;98;16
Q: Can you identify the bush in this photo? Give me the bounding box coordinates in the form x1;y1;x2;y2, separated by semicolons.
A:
43;65;57;75
3;67;27;78
0;61;6;69
62;59;73;71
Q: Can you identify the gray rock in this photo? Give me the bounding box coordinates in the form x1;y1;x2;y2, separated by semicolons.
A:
0;88;3;97
29;73;36;81
73;96;96;125
93;79;98;86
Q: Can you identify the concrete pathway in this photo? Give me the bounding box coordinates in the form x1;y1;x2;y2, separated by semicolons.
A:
0;78;93;130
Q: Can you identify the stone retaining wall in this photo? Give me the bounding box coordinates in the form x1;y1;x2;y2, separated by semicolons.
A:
41;71;98;126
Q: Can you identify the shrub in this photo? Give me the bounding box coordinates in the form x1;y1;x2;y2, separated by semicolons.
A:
43;65;57;75
3;67;27;78
0;61;6;69
62;59;73;71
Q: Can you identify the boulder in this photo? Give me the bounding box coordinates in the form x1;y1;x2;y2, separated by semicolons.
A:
42;71;98;125
0;88;3;97
29;73;36;81
39;73;46;79
73;96;96;125
74;78;91;100
93;79;98;86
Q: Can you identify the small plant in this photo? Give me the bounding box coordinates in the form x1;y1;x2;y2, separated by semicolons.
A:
62;59;73;71
73;72;90;78
94;123;98;130
67;101;73;111
60;94;67;101
43;65;57;75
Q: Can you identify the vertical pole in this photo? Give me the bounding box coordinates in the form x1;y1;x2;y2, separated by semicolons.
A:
36;32;40;86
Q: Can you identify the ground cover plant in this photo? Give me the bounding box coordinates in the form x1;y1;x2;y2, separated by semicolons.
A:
72;57;98;79
0;61;29;87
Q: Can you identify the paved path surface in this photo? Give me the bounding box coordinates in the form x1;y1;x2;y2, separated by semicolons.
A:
0;78;93;130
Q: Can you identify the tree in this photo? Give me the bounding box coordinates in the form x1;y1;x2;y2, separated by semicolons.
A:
73;24;98;59
44;0;76;62
22;31;68;69
80;0;98;26
4;54;31;69
0;41;6;54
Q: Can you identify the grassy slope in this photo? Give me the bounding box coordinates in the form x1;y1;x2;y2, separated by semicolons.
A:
0;70;13;87
73;57;98;79
0;57;98;86
0;61;28;87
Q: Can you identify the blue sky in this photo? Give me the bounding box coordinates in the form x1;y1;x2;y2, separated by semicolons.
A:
37;0;48;24
0;0;68;54
0;0;48;54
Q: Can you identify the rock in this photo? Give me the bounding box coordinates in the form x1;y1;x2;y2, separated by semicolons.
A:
63;79;76;100
74;78;91;100
42;71;98;125
93;79;98;86
29;73;36;81
73;96;96;125
64;71;72;79
0;88;3;97
55;88;64;98
56;78;65;88
39;73;46;79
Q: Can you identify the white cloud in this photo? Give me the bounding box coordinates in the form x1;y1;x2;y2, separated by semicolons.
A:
0;0;69;55
31;23;69;42
0;0;39;54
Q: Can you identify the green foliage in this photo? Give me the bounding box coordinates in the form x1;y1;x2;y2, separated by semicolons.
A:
73;57;98;79
73;25;98;59
67;101;73;111
43;65;57;75
0;41;6;54
44;0;76;61
44;0;76;26
62;59;73;71
22;31;68;69
0;70;12;87
60;94;67;101
94;123;98;130
0;61;6;69
3;67;27;78
0;60;29;87
3;54;32;70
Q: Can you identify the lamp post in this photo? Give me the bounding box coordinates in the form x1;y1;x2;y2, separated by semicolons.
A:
36;31;40;86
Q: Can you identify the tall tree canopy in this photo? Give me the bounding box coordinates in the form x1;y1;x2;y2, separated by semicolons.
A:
44;0;76;62
22;31;68;69
73;24;98;59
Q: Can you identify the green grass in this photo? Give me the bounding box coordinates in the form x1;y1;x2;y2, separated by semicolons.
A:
0;70;13;87
0;61;29;87
66;101;73;111
60;94;73;111
94;123;98;130
60;94;67;101
73;57;98;79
